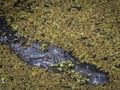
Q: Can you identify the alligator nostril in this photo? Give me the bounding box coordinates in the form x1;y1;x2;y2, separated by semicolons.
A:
88;73;108;85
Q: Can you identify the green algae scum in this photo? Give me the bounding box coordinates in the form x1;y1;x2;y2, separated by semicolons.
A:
0;0;120;90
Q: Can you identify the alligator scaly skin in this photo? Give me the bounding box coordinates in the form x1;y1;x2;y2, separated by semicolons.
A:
0;16;108;85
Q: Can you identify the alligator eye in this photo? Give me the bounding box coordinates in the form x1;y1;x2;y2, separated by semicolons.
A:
88;73;92;76
44;57;53;62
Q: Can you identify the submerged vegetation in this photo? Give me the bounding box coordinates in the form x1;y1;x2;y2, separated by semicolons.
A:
0;0;120;90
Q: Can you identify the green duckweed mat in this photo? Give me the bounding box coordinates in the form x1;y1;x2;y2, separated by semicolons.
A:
0;0;120;90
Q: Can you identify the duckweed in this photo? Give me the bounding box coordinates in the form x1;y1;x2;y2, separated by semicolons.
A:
0;0;120;89
50;61;89;84
39;43;48;51
50;61;75;71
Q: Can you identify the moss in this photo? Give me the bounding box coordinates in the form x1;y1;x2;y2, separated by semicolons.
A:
0;0;120;89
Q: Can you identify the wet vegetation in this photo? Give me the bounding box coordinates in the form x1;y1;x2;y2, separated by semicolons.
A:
0;0;120;90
